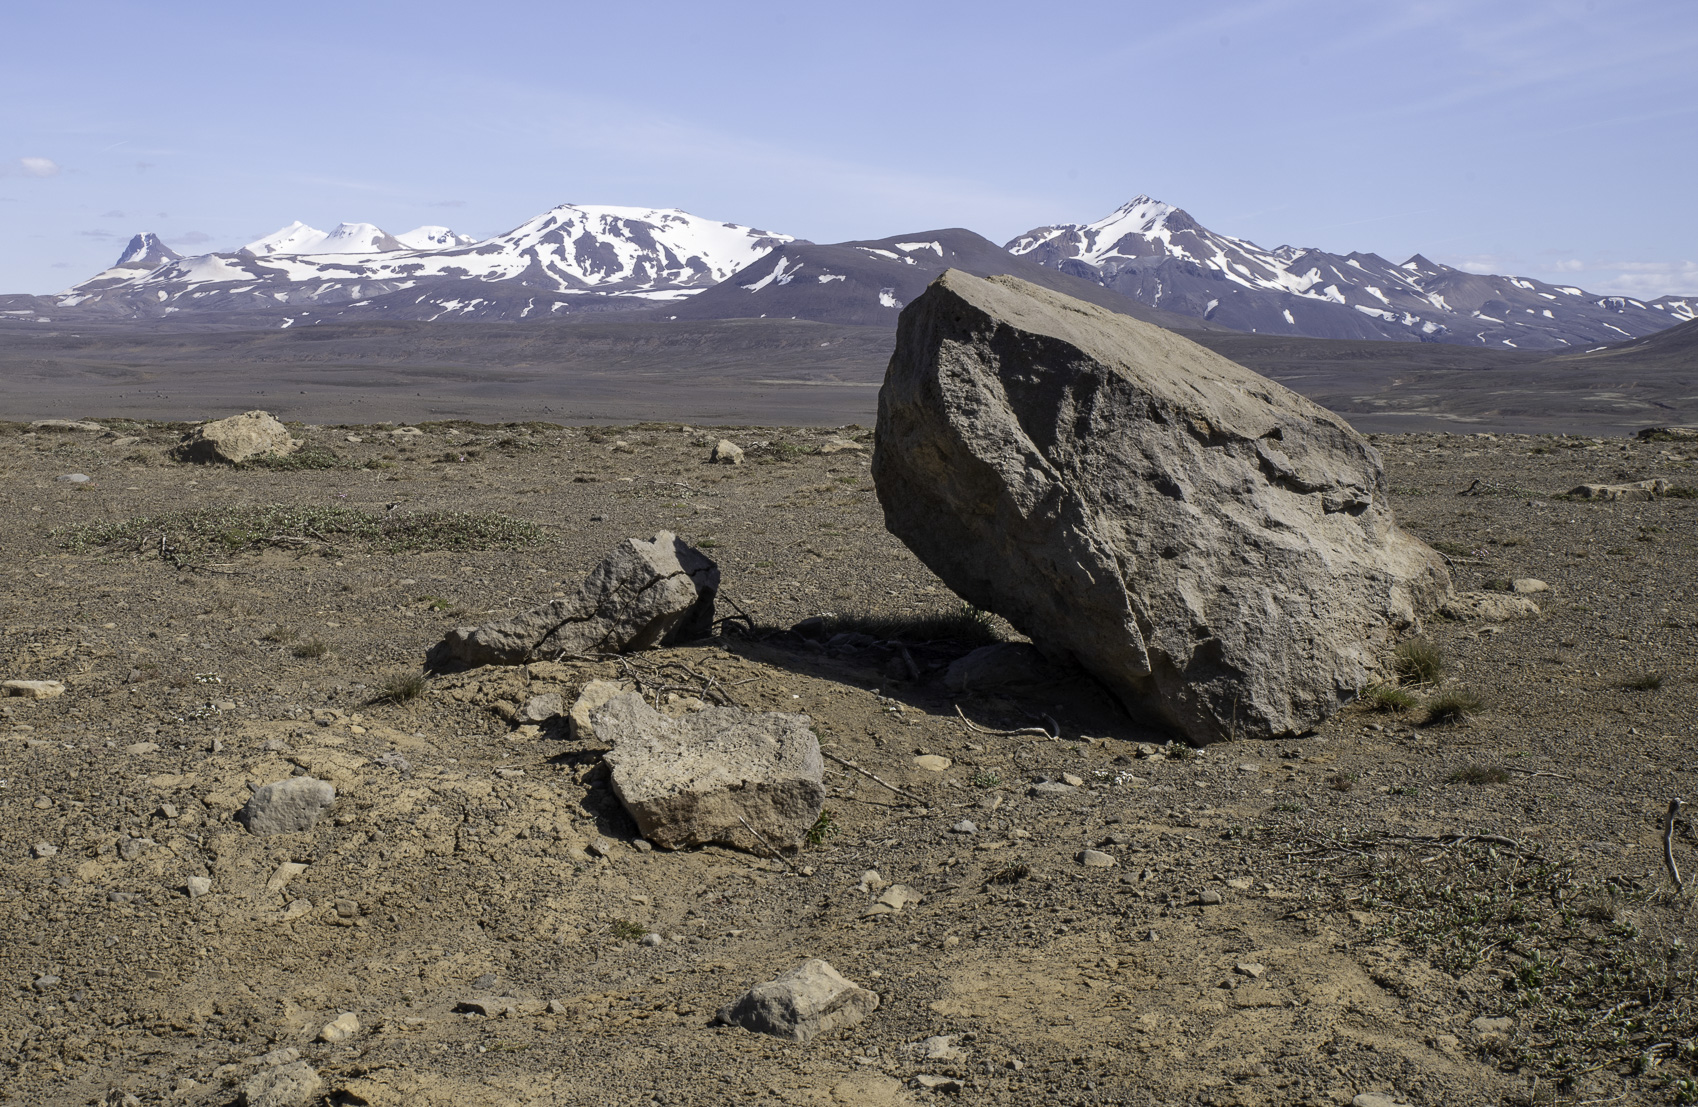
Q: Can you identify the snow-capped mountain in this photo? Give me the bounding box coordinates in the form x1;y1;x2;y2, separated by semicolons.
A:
1008;196;1693;349
60;205;794;319
69;232;186;294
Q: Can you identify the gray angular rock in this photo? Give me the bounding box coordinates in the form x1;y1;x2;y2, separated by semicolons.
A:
240;1061;322;1107
873;270;1451;744
713;959;879;1042
436;532;718;666
237;777;335;835
597;693;823;851
522;692;563;722
176;410;299;464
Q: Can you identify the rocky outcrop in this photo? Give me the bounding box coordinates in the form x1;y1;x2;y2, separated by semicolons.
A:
873;270;1451;744
596;694;823;851
435;533;719;667
712;959;879;1042
175;410;299;464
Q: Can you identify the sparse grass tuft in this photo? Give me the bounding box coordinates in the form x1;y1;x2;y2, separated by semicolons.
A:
987;860;1031;885
1447;763;1510;785
970;770;1003;789
1623;671;1665;691
262;625;297;643
292;638;330;660
608;919;646;942
1393;638;1445;686
1425;687;1484;725
1327;772;1356;792
374;670;427;704
804;810;838;848
1360;683;1419;713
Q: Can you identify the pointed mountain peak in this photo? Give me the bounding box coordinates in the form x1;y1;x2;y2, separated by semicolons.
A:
1401;253;1442;271
114;232;181;270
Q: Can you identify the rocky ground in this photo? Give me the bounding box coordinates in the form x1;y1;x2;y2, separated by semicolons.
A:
2;418;1697;1107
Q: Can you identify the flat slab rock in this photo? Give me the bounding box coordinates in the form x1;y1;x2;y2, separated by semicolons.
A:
436;532;718;666
873;270;1451;743
713;958;880;1042
237;777;335;835
597;693;824;851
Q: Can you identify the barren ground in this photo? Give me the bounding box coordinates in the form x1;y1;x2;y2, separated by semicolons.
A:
3;419;1698;1107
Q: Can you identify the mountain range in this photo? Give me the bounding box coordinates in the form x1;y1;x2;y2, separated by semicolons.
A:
20;198;1695;348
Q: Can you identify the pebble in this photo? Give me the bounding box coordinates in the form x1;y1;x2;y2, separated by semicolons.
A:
1470;1015;1514;1034
266;862;308;892
1078;849;1117;868
640;932;664;947
855;869;885;893
124;742;160;756
158;804;179;819
1235;962;1266;979
242;1060;323;1107
118;837;155;861
950;820;977;834
316;1011;358;1043
31;842;58;859
32;975;60;990
1352;1095;1413;1107
3;680;66;699
587;837;616;858
1198;890;1224;906
912;1075;964;1093
1238;762;1260;774
185;876;212;898
1060;772;1085;787
914;754;951;772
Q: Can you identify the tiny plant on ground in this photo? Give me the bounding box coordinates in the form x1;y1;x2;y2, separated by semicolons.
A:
608;919;647;942
1425;687;1484;725
970;770;1003;789
1327;772;1356;792
1393;638;1445;686
375;671;426;704
805;810;838;847
292;638;330;660
1446;763;1510;785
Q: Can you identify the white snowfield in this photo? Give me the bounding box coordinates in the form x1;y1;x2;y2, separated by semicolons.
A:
61;204;796;308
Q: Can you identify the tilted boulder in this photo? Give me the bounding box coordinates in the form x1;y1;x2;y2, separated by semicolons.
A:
176;410;299;464
713;959;879;1042
596;694;823;851
873;271;1451;744
435;532;719;666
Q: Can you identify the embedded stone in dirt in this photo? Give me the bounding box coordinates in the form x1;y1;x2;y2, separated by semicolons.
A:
1438;592;1541;621
597;693;823;851
239;1061;322;1107
435;532;719;666
1511;578;1549;594
944;642;1072;694
817;436;865;454
710;439;744;465
316;1012;358;1043
176;410;299;464
567;679;634;741
237;777;336;835
522;692;563;722
3;680;65;699
872;270;1451;744
1570;479;1669;501
712;958;880;1042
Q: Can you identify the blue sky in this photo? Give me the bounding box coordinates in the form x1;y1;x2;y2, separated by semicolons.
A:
2;0;1694;298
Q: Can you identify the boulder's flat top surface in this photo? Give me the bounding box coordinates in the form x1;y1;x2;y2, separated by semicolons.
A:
0;417;1695;1104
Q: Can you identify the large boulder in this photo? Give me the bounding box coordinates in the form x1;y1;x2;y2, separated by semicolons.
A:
435;532;719;666
713;959;879;1042
873;271;1451;744
176;410;299;464
596;694;823;851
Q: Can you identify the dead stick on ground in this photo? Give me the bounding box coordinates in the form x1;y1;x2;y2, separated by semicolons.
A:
1666;798;1685;894
736;815;799;874
822;751;926;805
954;705;1054;740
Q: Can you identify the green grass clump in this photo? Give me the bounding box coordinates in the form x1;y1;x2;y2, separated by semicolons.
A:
1447;763;1510;785
57;504;541;560
805;810;839;847
608;919;647;942
1393;638;1445;686
970;770;1003;789
375;671;427;704
292;638;330;659
1425;687;1484;725
1360;683;1419;713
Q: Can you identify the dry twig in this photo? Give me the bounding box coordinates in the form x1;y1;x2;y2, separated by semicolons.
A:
822;751;925;805
955;704;1054;740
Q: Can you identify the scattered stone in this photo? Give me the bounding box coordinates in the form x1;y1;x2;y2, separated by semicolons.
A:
1198;890;1224;906
911;1034;966;1061
316;1012;358;1043
266;862;307;893
177;410;300;465
863;885;923;917
123;742;159;755
855;870;885;893
436;532;719;666
1235;962;1266;979
1470;1015;1514;1035
30;419;105;432
458;996;545;1017
950;820;977;834
640;932;664;947
370;752;411;774
817;436;865;454
3;680;66;699
1238;762;1260;774
712;959;880;1042
914;754;951;772
118;837;154;861
586;837;616;859
945;642;1073;693
1640;425;1698;441
1511;578;1549;594
158;803;179;819
56;473;91;483
31;841;58;858
1439;591;1541;622
237;777;336;836
185;876;212;898
522;692;563;722
239;1060;323;1107
100;1092;143;1107
710;439;745;465
599;694;824;851
1060;772;1085;787
32;975;60;990
1078;849;1117;867
1028;781;1077;797
254;1048;300;1067
1570;479;1669;502
872;270;1451;744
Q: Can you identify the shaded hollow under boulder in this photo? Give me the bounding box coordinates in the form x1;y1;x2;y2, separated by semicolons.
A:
596;693;823;851
872;270;1451;743
432;532;719;667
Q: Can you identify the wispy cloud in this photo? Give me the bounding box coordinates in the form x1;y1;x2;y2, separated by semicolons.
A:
9;156;62;178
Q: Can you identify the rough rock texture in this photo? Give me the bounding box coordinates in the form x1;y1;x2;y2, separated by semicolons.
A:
567;679;635;741
1439;592;1542;621
597;694;824;851
239;1061;323;1107
237;777;336;835
1570;479;1670;502
713;959;880;1042
436;532;718;667
176;410;299;464
873;270;1451;743
710;439;744;465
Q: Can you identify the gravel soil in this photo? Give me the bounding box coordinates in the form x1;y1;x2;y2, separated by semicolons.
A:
2;419;1697;1106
